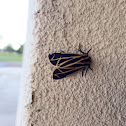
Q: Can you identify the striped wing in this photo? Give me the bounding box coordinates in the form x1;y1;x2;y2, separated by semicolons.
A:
49;53;87;66
49;53;91;79
53;66;86;79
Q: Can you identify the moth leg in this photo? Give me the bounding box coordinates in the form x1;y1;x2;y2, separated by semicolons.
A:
84;66;93;77
89;67;93;71
82;67;86;77
85;67;89;77
78;44;84;54
88;65;93;71
84;66;93;76
60;50;65;53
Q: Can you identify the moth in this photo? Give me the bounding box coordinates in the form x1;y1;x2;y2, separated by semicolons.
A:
49;44;92;79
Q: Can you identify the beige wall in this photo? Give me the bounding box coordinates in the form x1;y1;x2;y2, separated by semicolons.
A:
18;0;126;126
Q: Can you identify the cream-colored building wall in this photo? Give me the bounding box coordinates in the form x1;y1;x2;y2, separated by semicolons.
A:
18;0;126;126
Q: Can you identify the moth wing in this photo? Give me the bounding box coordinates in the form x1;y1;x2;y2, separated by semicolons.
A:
49;53;81;66
49;53;61;66
53;66;84;79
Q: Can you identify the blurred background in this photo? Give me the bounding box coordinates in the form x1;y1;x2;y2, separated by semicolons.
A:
0;0;28;126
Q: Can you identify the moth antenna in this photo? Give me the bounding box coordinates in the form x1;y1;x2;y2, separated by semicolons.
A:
87;48;92;55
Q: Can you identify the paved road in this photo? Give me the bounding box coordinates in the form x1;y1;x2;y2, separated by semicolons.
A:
0;64;22;126
0;61;22;67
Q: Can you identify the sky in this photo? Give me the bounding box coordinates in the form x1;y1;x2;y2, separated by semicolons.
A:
0;0;28;50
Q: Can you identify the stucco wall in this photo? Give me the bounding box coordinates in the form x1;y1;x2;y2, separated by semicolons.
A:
18;0;126;126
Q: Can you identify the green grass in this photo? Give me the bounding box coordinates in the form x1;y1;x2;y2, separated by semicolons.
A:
0;52;22;62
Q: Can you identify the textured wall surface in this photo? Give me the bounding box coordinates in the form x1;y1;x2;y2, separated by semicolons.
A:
19;0;126;126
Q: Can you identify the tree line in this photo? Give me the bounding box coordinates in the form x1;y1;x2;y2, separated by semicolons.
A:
3;44;23;54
